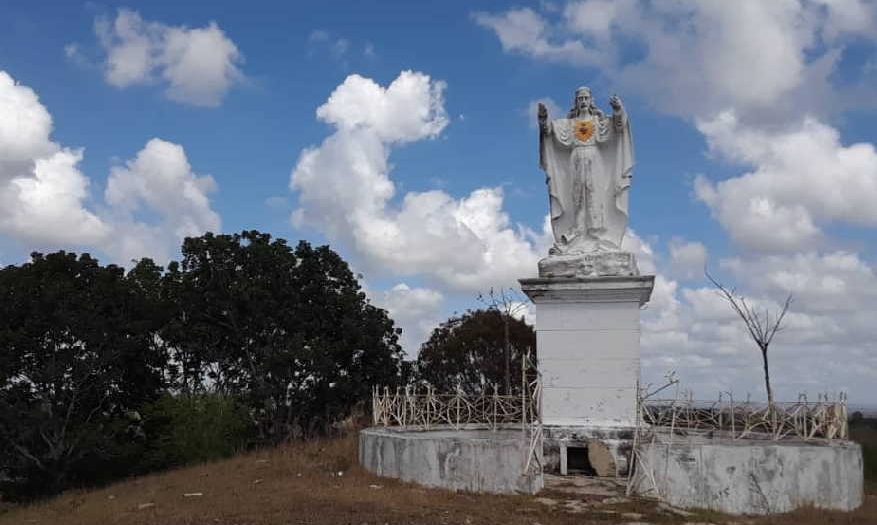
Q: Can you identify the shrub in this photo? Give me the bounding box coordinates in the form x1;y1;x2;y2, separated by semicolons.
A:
850;417;877;488
141;393;255;470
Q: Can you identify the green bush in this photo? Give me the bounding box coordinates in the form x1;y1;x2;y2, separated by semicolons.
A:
862;440;877;485
141;393;255;470
849;417;877;489
865;447;876;483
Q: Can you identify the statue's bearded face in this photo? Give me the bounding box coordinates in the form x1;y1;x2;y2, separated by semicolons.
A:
575;91;592;114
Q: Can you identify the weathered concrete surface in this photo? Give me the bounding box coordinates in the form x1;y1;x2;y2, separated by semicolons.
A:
630;434;864;515
520;277;653;428
544;425;634;476
359;427;543;495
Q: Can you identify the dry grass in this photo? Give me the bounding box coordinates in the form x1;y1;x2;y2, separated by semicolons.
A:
1;434;875;525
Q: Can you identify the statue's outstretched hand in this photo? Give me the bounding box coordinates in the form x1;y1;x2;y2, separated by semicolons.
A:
609;95;623;112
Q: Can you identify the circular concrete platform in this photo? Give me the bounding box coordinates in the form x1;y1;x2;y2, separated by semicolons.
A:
630;432;863;514
359;426;543;494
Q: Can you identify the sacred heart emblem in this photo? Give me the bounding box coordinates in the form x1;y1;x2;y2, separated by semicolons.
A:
574;119;595;142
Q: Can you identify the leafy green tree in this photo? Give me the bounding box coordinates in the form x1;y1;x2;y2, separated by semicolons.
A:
415;309;536;395
160;231;404;441
0;252;168;499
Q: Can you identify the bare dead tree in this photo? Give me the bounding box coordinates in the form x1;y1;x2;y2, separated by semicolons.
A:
706;271;792;406
478;287;530;395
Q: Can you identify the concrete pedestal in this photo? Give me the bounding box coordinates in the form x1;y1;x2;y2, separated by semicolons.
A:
520;276;654;428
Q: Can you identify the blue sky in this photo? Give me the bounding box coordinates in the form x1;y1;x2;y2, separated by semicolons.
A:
1;1;876;403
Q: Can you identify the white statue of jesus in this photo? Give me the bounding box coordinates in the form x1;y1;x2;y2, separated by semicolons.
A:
538;87;634;256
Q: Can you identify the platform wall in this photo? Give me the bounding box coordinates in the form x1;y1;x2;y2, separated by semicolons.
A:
359;427;543;495
630;436;863;514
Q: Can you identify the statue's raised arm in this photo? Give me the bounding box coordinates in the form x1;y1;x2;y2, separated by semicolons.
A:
610;94;626;131
536;86;637;278
537;102;553;172
537;102;550;135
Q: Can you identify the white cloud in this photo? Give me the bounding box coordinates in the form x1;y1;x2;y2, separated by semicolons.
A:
721;251;877;314
308;29;350;62
95;9;243;107
0;72;56;177
695;112;877;252
106;138;219;238
477;0;877;121
0;70;221;265
291;71;542;292
815;0;877;41
104;138;220;262
314;72;448;142
0;148;110;246
633;1;817;117
641;248;877;401
97;9;155;87
668;238;708;280
0;72;110;247
375;283;445;355
562;0;631;42
473;8;604;67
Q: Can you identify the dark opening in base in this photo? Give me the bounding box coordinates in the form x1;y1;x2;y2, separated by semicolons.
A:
567;446;596;476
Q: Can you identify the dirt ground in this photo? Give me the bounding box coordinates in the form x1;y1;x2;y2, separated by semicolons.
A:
1;435;874;525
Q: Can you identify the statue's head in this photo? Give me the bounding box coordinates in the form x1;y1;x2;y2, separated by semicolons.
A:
570;86;594;117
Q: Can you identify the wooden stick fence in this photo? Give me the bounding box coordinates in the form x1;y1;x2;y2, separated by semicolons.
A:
371;385;531;430
627;383;849;498
371;352;544;474
639;391;849;441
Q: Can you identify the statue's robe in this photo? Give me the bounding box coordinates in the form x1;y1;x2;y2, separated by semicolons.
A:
540;111;634;253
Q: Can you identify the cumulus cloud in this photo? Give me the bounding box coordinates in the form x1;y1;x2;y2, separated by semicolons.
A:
0;70;221;264
815;0;877;41
668;238;708;280
473;8;604;67
374;283;445;355
0;72;56;176
722;251;877;314
641;248;877;400
104;138;220;262
695;112;877;252
106;139;219;239
616;232;877;401
313;72;448;142
478;0;877;121
0;148;110;246
0;72;110;247
94;9;243;107
291;71;542;292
